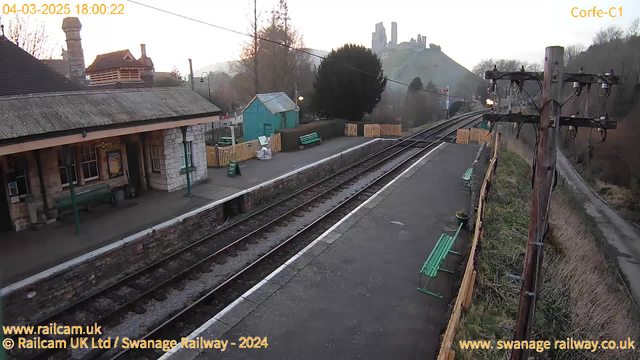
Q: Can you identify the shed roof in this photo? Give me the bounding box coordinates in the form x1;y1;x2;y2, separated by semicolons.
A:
246;92;298;115
0;87;221;143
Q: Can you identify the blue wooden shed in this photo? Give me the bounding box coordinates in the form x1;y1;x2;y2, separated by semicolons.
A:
242;92;298;141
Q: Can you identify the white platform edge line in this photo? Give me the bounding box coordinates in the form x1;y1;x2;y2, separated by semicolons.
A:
158;142;446;359
0;139;381;297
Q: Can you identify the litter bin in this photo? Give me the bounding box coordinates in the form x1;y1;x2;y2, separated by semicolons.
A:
115;188;126;205
25;194;37;224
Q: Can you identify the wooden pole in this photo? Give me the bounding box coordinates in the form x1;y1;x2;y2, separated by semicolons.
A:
510;46;563;360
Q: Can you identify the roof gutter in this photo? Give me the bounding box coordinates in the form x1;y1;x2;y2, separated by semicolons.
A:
0;111;221;156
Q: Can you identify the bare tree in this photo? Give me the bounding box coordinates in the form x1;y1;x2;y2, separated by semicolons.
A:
233;0;262;97
0;14;57;59
564;44;585;67
524;61;543;72
628;18;639;38
593;25;624;44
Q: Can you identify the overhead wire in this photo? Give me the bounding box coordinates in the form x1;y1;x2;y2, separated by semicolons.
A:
126;0;473;101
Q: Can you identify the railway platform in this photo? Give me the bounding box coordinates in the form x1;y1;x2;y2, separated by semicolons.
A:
0;136;372;286
166;142;480;360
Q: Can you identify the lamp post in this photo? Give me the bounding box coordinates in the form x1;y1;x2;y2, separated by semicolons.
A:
295;83;304;126
63;145;80;235
200;72;211;102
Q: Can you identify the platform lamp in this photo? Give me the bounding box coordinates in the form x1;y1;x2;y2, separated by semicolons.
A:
63;145;81;235
200;72;211;103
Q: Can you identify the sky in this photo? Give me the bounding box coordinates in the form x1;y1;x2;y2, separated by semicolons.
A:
5;0;640;75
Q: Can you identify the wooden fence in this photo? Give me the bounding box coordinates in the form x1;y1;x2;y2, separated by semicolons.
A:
206;133;281;167
456;128;491;145
363;124;402;137
345;123;358;137
437;133;500;360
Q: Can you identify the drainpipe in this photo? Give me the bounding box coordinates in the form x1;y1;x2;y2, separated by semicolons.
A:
35;149;51;219
180;126;192;197
140;133;151;190
63;145;80;235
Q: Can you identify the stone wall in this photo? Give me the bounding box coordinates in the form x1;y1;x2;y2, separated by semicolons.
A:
163;125;208;192
2;202;224;326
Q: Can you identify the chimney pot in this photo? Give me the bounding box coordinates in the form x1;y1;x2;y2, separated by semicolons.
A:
141;44;146;57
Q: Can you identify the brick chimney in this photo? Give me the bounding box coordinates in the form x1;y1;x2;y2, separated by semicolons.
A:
139;43;154;87
62;17;87;85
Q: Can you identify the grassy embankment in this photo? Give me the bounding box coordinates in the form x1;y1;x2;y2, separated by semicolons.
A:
570;159;640;225
454;149;639;360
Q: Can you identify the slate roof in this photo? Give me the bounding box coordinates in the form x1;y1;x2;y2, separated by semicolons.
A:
85;50;146;72
41;59;71;78
248;92;298;115
0;87;221;143
0;37;83;96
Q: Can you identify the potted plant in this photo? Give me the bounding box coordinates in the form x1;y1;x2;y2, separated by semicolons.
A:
456;209;469;227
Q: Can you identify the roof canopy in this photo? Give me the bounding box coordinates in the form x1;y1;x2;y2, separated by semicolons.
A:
245;92;298;115
0;87;221;143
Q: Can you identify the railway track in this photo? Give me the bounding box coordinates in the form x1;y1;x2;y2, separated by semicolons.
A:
10;111;484;360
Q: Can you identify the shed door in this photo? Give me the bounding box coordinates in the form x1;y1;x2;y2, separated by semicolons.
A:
263;124;273;137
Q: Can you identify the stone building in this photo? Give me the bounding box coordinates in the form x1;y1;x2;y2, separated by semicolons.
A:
41;17;154;88
0;33;220;233
371;22;387;55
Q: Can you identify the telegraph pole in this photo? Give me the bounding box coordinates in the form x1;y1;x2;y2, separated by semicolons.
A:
510;46;563;360
482;49;620;360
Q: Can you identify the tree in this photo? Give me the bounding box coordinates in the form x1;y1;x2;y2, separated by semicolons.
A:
312;44;387;121
593;25;624;44
0;14;57;59
563;44;585;68
170;66;183;81
233;0;262;96
232;0;312;104
408;77;423;93
628;18;639;38
401;77;439;127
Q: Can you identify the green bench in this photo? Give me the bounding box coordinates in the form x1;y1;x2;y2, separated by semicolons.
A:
54;183;113;219
299;132;322;147
218;137;233;147
460;166;474;191
417;223;463;298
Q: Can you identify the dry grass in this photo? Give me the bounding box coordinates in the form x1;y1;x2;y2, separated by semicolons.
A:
455;147;639;360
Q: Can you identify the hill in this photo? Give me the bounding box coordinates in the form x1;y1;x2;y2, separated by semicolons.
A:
381;47;482;99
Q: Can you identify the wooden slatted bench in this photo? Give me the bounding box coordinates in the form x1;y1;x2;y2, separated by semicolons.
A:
417;223;463;298
460;166;474;191
54;183;113;219
299;132;322;148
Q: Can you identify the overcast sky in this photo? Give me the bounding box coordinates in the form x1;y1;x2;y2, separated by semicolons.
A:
16;0;640;75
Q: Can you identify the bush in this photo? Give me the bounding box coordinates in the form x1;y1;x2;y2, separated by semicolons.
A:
277;119;345;151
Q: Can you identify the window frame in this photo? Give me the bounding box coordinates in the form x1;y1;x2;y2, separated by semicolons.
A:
57;149;78;187
80;145;100;182
7;155;30;200
150;145;162;173
179;141;193;169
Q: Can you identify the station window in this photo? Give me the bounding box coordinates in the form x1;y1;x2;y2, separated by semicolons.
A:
57;149;78;187
150;145;161;172
6;155;30;201
179;142;193;169
81;145;100;181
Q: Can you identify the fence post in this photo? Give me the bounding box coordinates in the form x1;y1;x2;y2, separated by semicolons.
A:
214;144;220;168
